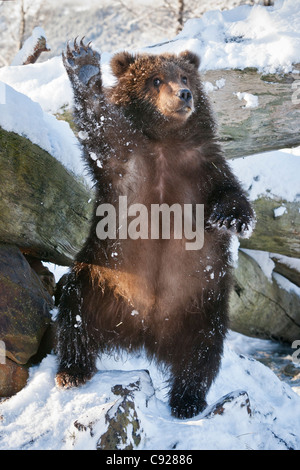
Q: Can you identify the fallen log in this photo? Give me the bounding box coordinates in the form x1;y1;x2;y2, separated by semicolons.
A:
240;197;300;258
0;128;93;266
202;65;300;159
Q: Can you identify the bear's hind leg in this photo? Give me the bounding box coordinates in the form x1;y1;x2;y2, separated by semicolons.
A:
168;332;224;419
55;268;99;389
164;294;228;419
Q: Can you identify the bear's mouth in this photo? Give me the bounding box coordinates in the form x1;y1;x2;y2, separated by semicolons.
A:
176;105;193;116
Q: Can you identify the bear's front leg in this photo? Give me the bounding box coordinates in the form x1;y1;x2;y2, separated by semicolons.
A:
55;268;98;389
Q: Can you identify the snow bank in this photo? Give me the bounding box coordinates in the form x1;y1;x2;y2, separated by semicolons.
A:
0;81;91;185
147;0;300;73
0;56;72;114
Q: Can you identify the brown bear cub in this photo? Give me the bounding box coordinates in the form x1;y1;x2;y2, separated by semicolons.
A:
55;39;254;419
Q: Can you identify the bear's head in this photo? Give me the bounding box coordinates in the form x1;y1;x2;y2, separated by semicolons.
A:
108;50;201;137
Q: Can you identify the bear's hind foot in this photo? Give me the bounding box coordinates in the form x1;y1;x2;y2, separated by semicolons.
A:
55;366;95;389
170;394;207;419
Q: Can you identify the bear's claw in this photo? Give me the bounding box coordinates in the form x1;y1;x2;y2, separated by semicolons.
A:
209;200;255;237
62;37;101;88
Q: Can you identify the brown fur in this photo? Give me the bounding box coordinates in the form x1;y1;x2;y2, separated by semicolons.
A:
55;39;254;418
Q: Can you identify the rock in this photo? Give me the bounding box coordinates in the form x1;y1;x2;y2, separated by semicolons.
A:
25;255;56;297
54;273;69;306
201;390;252;419
97;380;143;450
270;253;300;288
230;249;300;343
0;358;29;398
0;244;53;365
281;363;300;379
66;370;154;450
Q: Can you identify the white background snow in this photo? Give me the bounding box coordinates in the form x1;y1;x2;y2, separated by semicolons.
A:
0;0;300;450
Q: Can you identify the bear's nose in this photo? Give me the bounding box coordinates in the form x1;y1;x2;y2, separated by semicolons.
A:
177;88;192;104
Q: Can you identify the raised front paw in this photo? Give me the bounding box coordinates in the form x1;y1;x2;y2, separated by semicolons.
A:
62;37;101;90
209;198;255;238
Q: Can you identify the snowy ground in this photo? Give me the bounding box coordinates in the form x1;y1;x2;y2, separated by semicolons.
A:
0;333;300;451
0;0;300;450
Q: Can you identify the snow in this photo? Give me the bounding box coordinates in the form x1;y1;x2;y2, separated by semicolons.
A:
0;80;91;186
273;272;300;296
229;150;300;203
203;78;226;93
271;253;300;273
235;91;259;108
274;205;287;217
0;336;300;450
0;0;300;451
0;56;73;114
241;248;275;281
147;0;300;73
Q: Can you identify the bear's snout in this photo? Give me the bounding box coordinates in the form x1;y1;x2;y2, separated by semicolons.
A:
177;88;192;105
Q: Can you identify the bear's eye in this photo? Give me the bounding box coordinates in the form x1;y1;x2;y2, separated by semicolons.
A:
153;78;161;87
181;76;188;85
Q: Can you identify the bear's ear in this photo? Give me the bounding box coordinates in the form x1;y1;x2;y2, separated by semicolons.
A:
110;51;136;78
179;50;200;70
